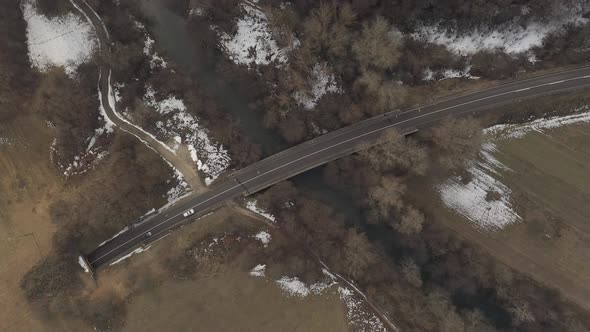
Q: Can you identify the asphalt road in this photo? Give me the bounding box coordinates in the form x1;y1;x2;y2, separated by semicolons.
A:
86;67;590;270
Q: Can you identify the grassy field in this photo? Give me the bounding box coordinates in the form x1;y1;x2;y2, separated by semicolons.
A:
412;121;590;311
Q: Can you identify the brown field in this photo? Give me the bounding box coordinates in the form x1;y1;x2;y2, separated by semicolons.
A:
0;113;90;331
411;121;590;311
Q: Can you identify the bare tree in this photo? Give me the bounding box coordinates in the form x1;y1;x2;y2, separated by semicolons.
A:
267;5;299;50
430;117;482;171
368;176;406;218
303;2;356;59
363;129;428;174
395;206;425;235
509;300;535;325
343;228;377;279
354;70;407;115
401;258;423;288
352;16;403;70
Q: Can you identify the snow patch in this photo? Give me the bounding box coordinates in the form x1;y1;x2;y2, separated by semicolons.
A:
485;106;590;139
245;200;276;222
165;165;190;203
22;0;97;77
110;245;151;265
439;107;590;232
249;264;266;277
294;63;341;110
275;276;336;298
219;3;297;67
0;137;15;146
338;287;388;332
414;11;588;56
254;230;271;247
438;142;521;231
132;20;167;69
77;256;90;273
423;66;480;81
143;86;231;184
98;226;129;247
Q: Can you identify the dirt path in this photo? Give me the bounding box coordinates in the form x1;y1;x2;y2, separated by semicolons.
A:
70;0;206;194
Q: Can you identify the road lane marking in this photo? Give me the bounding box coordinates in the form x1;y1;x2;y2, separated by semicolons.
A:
90;75;590;265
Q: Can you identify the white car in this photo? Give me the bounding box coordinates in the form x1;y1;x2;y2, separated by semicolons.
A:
182;208;195;218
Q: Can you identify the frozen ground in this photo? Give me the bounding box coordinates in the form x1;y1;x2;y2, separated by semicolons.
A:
413;4;589;56
439;107;590;231
294;63;342;110
218;2;297;67
22;0;97;77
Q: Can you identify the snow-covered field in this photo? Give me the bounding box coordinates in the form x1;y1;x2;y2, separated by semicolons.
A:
439;107;590;231
218;2;297;67
414;4;589;56
22;0;97;77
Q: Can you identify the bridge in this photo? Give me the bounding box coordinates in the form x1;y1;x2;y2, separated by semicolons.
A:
85;67;590;269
